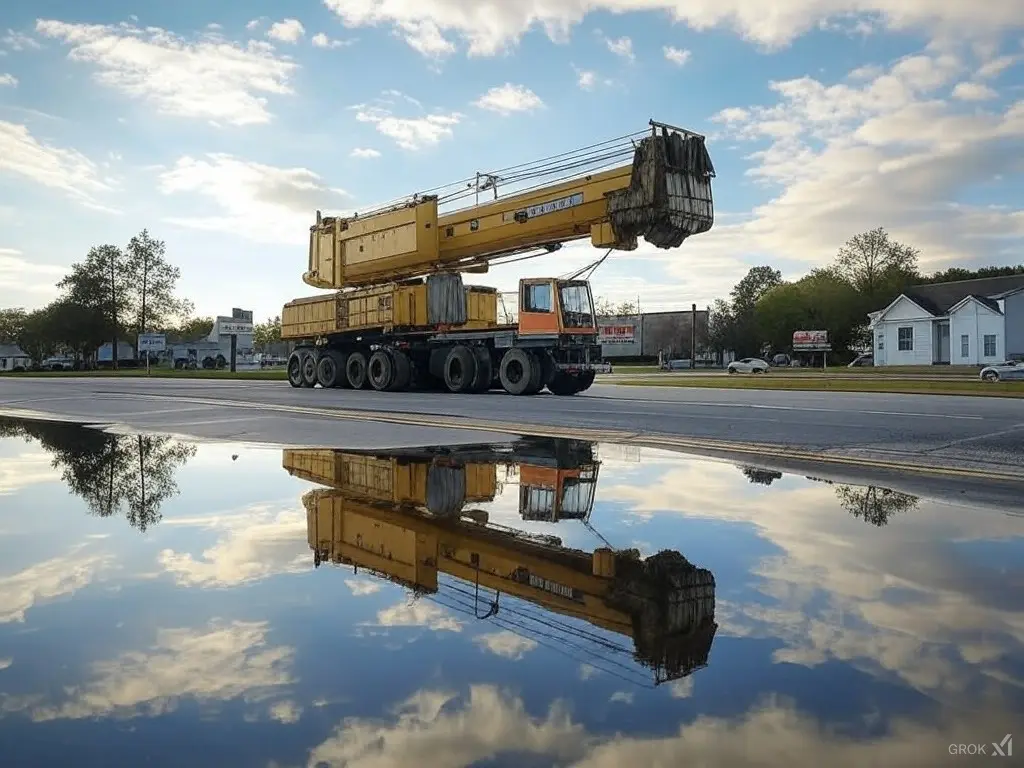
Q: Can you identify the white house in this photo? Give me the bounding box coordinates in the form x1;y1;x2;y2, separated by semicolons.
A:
869;275;1024;366
0;344;31;371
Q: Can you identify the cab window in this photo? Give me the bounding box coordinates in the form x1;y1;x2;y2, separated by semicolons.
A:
523;283;553;312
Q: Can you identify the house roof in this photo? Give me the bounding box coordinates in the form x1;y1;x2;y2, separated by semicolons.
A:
905;274;1024;314
875;293;939;320
0;344;29;357
947;294;1004;315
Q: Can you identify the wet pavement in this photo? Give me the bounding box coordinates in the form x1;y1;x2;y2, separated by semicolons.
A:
0;416;1021;767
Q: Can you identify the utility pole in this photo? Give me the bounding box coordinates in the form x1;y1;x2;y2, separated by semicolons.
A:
691;302;697;366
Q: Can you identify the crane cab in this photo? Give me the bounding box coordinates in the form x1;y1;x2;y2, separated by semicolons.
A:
517;278;597;336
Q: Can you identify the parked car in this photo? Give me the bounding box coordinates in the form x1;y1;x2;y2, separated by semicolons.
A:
979;360;1024;381
728;358;770;374
848;353;873;368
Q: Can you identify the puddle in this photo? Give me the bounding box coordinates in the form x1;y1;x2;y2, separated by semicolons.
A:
0;416;1021;766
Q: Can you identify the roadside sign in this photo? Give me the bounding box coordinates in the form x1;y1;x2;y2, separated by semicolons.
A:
793;330;831;351
220;322;253;334
138;333;166;352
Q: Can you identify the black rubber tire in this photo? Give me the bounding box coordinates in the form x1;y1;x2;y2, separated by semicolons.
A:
537;351;556;389
547;373;579;396
316;350;346;388
388;349;412;391
470;347;493;393
300;351;318;387
368;349;395;391
576;369;595;392
444;345;477;393
346;351;368;389
287;351;305;388
523;352;545;395
429;348;448;380
499;348;535;395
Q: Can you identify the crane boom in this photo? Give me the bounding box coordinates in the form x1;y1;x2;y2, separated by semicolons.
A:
304;120;715;290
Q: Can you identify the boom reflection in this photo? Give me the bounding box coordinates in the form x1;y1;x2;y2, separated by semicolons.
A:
284;437;717;687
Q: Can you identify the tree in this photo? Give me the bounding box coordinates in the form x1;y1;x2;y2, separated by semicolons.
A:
920;264;1024;284
594;297;638;317
46;299;109;363
125;229;193;335
729;266;783;356
58;244;132;368
165;315;214;342
755;269;863;354
0;308;27;343
16;307;56;363
835;485;918;527
706;298;736;360
253;315;282;348
1;417;196;532
834;227;919;306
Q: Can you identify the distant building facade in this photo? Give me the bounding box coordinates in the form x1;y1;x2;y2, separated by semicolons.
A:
597;309;710;361
0;344;30;371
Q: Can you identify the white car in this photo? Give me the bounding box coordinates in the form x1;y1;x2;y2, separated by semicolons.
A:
979;360;1024;381
728;357;770;374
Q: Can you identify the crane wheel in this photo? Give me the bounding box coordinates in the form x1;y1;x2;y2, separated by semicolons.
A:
287;351;305;388
523;352;545;395
368;349;395;391
388;349;412;392
444;345;477;393
470;347;493;393
547;373;579;396
577;370;596;392
300;351;318;387
316;350;347;388
499;348;537;395
346;351;369;389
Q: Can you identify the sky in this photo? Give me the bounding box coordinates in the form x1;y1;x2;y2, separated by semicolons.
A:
1;1;1023;324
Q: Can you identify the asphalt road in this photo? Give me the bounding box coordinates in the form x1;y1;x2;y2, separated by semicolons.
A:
0;376;1021;474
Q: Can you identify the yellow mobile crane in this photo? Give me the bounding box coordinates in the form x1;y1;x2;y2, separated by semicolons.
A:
283;438;718;685
281;120;715;396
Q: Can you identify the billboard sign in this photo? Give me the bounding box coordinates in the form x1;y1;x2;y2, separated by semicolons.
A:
220;322;253;335
137;333;166;352
792;330;831;351
599;324;636;344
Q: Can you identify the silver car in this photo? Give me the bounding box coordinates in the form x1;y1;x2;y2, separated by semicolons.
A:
979;360;1024;381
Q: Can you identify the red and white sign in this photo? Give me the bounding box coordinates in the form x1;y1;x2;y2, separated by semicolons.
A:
599;324;636;344
793;330;830;349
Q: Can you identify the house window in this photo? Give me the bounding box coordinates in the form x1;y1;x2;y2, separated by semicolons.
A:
961;335;969;358
984;334;997;357
897;326;913;351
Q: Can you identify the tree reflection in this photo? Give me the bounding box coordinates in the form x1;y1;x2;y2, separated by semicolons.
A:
835;485;918;527
740;466;783;486
0;418;196;531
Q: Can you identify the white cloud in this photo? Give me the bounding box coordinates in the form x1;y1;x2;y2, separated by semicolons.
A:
350;147;381;158
0;549;112;624
35;19;297;126
473;630;538;660
0;121;115;210
312;32;352;48
11;621;295;721
370;599;464;632
268;699;303;723
157;154;350;245
345;578;382;595
604;35;634;62
0;73;16;87
0;658;11;671
307;684;1019;768
354;101;462;150
157;505;312;587
473;83;544;115
682;48;1024;279
400;20;457;57
246;18;264;31
663;46;691;66
1;30;40;52
977;54;1019;78
0;447;61;494
952;81;998;100
267;18;305;43
322;0;1024;57
576;69;596;89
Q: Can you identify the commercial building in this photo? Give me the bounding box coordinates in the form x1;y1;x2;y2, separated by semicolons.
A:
171;308;255;369
597;308;710;362
868;275;1024;366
